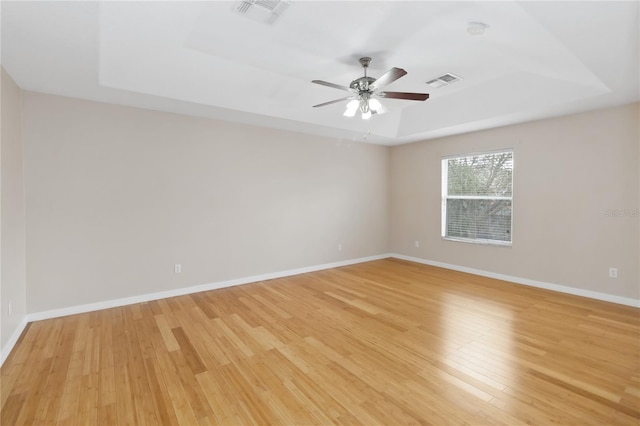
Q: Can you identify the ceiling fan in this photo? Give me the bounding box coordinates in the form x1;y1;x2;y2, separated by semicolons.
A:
312;57;429;120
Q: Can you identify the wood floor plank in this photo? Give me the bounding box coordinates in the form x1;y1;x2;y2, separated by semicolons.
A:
2;258;639;425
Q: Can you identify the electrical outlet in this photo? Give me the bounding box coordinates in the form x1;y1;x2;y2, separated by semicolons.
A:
415;240;420;248
338;243;342;251
8;301;12;318
175;264;182;274
609;267;618;278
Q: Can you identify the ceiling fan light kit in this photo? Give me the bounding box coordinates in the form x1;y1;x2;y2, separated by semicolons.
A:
312;57;430;120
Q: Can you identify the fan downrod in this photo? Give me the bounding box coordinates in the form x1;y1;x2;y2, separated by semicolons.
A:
351;57;375;92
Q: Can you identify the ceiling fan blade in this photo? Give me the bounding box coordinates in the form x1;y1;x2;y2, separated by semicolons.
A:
370;67;407;90
380;91;430;101
311;80;352;92
312;96;355;108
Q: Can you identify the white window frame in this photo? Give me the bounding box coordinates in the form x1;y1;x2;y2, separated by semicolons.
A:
441;149;514;246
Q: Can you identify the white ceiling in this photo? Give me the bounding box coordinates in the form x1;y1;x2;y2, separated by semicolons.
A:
1;1;638;145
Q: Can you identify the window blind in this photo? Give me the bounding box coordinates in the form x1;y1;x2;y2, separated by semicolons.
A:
442;151;513;244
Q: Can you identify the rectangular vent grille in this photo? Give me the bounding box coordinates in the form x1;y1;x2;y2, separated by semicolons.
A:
255;0;280;11
236;1;253;15
233;0;290;24
426;73;462;88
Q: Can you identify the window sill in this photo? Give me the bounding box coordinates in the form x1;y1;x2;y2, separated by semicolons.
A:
442;236;512;247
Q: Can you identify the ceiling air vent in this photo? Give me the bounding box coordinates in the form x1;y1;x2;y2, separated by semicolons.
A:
233;0;291;25
426;73;462;88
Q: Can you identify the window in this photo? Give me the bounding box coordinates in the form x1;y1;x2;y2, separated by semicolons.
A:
441;150;513;245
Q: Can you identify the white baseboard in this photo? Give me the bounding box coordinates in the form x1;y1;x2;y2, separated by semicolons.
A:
391;254;640;308
0;254;389;367
4;252;637;367
1;317;29;366
25;254;391;323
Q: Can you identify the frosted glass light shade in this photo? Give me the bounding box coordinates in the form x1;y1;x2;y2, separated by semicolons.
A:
369;98;382;111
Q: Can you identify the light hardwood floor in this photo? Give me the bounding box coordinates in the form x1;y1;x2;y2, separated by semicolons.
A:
2;258;639;425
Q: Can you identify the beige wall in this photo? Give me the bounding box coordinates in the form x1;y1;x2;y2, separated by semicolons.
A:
1;68;27;351
390;103;640;300
15;90;640;316
22;92;389;313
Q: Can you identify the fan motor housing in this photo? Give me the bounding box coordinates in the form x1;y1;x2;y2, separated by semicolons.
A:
350;76;375;93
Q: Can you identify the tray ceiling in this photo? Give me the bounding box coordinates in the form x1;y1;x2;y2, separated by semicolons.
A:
1;1;638;145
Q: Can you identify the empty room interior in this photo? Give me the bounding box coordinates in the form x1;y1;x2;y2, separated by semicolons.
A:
1;1;639;425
